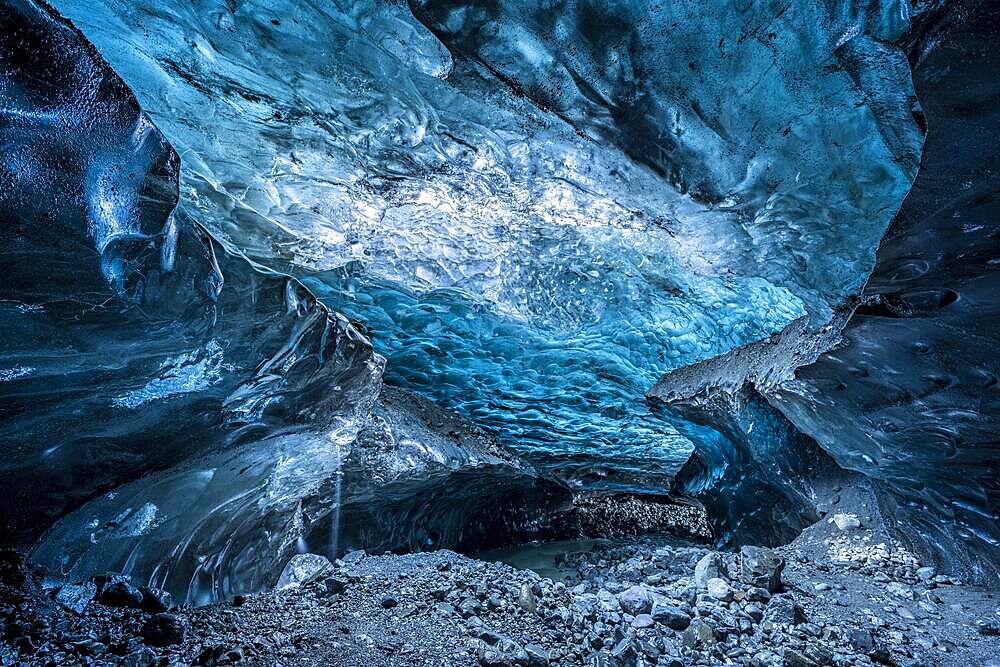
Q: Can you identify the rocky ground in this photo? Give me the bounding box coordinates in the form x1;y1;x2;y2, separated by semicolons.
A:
2;507;1000;667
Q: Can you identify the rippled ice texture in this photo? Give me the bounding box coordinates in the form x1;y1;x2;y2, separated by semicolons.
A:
47;0;918;483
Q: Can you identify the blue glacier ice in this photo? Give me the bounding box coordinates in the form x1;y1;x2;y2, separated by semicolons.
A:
39;0;917;486
8;0;997;605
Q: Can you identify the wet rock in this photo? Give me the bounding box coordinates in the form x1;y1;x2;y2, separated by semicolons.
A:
682;618;716;646
524;643;549;665
783;648;819;667
140;613;186;647
518;583;537;614
832;514;861;531
739;546;785;593
341;550;366;565
632;613;654;628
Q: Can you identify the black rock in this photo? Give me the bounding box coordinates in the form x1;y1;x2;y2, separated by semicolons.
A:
380;594;399;609
651;603;691;631
138;586;174;613
98;581;145;609
140;613;186;647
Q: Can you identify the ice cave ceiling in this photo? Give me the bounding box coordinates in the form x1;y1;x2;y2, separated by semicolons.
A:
1;0;997;603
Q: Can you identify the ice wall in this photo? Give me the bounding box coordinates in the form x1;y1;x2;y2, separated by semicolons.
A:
40;0;919;489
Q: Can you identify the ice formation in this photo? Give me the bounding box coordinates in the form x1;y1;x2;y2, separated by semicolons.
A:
1;0;996;602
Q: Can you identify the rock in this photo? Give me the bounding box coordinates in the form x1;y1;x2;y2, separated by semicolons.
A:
610;637;638;663
322;575;349;596
518;583;537;614
694;552;725;589
682;618;716;647
617;585;655;615
783;648;819;667
98;581;144;608
739;546;785;593
341;550;366;565
524;643;549;666
276;553;332;589
632;613;655;628
380;594;399;609
477;637;528;666
55;581;96;614
832;514;861;531
138;585;174;613
706;577;733;602
652;603;691;630
140;613;186;647
916;566;936;581
847;628;875;653
763;595;808;625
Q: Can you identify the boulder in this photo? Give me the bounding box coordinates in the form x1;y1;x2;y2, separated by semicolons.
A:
694;552;725;589
739;546;785;593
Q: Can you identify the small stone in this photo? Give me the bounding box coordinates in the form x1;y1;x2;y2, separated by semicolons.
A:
524;643;549;666
651;603;691;630
341;550;366;565
381;594;399;609
55;581;96;614
916;566;936;581
783;648;819;667
763;595;808;625
706;578;733;602
617;585;655;615
632;613;655;628
517;583;537;614
140;613;186;647
846;627;875;653
832;513;861;531
682;618;716;647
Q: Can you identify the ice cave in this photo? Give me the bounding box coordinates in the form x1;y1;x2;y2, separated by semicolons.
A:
0;0;998;664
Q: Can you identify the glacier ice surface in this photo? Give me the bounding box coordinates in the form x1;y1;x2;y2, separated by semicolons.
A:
43;0;918;486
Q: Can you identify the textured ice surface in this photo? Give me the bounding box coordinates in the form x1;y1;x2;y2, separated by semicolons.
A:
769;2;1000;583
44;0;919;484
33;386;572;605
0;0;382;590
649;0;1000;583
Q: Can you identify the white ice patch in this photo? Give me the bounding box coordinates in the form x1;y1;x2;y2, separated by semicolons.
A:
0;366;33;382
113;340;234;409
